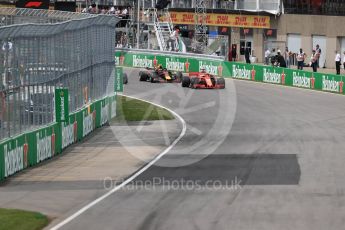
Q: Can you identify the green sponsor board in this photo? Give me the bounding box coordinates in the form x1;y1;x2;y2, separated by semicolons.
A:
164;56;190;72
35;126;57;164
110;95;117;119
61;116;78;150
0;94;116;182
55;88;69;122
313;73;344;94
115;51;225;76
115;67;123;92
100;99;109;127
231;63;257;81
262;66;286;85
1;134;26;178
116;52;160;69
222;62;232;78
197;59;223;76
0;142;3;180
131;54;155;68
285;69;315;89
115;51;126;66
115;50;345;94
82;106;97;138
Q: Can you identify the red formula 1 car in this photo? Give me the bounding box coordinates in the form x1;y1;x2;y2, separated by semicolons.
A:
139;67;183;83
181;71;225;89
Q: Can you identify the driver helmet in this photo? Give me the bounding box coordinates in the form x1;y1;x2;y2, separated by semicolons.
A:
200;68;206;73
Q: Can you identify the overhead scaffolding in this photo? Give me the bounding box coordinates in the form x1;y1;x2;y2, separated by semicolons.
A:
193;0;208;52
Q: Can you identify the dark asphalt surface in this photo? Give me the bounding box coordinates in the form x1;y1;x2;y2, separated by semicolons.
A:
57;67;345;230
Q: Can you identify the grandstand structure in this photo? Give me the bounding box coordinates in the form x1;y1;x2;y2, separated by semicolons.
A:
193;0;207;52
164;0;345;65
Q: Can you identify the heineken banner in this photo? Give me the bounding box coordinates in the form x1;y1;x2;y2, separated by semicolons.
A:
115;67;123;92
115;51;225;76
55;88;69;122
316;73;344;93
115;50;345;95
0;94;116;181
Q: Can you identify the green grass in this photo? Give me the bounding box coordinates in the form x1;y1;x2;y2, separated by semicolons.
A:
113;95;175;122
0;208;49;230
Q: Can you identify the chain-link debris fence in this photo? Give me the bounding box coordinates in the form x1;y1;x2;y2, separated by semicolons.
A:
0;8;118;140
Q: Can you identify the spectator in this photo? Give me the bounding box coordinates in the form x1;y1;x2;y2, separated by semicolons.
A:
121;7;128;17
284;47;291;68
310;50;318;72
335;50;341;75
343;51;345;71
264;48;270;65
118;7;129;27
90;4;97;14
276;50;286;67
269;48;277;66
167;26;179;51
231;45;237;62
156;0;171;10
245;47;251;64
109;6;115;14
315;44;321;68
115;8;120;16
297;48;306;70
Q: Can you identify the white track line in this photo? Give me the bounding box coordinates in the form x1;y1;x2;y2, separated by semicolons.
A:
50;95;187;230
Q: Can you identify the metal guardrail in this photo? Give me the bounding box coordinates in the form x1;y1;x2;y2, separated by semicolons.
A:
0;8;119;140
116;48;225;61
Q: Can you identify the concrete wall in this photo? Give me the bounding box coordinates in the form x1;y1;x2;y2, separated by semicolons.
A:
276;14;345;68
253;28;263;63
218;13;344;67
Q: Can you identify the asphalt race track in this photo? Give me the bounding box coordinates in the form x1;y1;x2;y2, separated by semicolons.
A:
57;67;345;230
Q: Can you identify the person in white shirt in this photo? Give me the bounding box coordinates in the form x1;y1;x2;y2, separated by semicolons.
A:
264;48;270;65
167;27;179;51
284;47;291;68
335;50;341;75
109;6;115;14
315;44;321;67
310;50;318;72
297;48;306;70
121;8;128;17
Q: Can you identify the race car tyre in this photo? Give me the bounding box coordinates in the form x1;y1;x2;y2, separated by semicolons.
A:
181;76;190;87
190;77;199;89
151;72;159;83
123;73;128;84
216;77;225;89
139;72;147;81
175;71;183;82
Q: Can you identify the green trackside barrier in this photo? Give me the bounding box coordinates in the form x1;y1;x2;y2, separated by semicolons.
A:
0;94;117;181
115;51;225;77
115;50;345;94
